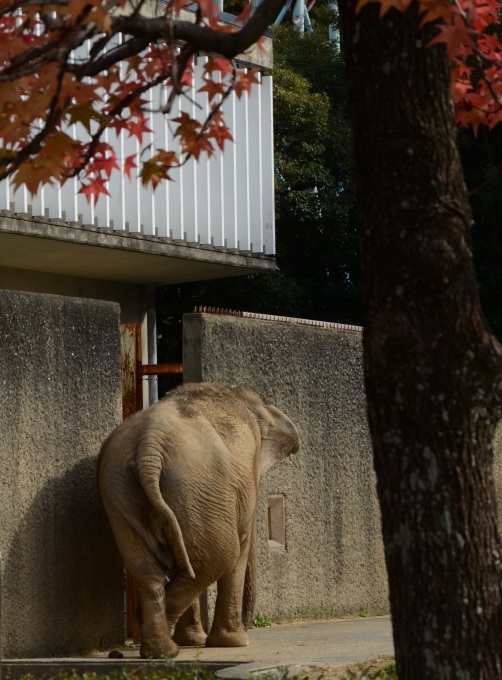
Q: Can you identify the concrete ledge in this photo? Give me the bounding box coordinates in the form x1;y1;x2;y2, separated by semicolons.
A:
0;216;276;285
217;663;319;679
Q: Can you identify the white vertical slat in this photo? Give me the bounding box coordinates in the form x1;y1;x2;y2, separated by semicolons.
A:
28;177;45;218
194;57;210;246
59;125;79;223
122;130;141;232
222;87;238;249
75;40;95;227
12;184;28;214
260;74;275;255
57;40;87;224
235;69;251;251
138;85;155;235
247;72;263;254
0;175;10;212
24;18;47;219
151;84;169;238
0;47;276;257
208;69;225;247
93;123;112;228
167;94;184;240
180;70;197;243
107;123;126;231
107;42;126;232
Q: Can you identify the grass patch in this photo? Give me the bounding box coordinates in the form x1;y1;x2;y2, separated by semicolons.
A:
252;613;273;628
10;663;219;680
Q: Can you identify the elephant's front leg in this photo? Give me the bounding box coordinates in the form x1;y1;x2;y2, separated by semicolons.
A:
206;540;251;647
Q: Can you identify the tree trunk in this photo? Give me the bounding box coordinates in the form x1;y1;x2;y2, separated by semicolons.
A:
338;1;502;676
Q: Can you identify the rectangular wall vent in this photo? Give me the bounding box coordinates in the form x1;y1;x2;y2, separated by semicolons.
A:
268;494;285;552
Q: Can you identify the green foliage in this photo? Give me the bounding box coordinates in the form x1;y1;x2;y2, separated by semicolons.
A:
270;15;361;324
17;664;218;680
157;5;361;370
458;125;502;339
253;613;273;627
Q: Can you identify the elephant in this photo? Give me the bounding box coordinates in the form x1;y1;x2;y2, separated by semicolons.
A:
98;382;299;659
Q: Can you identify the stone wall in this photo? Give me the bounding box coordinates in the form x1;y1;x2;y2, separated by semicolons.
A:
0;290;124;658
183;313;389;621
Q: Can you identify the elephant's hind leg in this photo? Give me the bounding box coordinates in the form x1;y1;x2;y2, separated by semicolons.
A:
164;571;207;642
104;508;179;659
206;542;250;648
172;598;207;646
136;577;179;659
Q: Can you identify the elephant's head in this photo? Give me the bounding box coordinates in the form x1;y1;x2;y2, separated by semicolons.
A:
259;404;299;473
231;385;299;474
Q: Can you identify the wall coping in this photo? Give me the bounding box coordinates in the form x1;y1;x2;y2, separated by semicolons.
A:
193;307;363;333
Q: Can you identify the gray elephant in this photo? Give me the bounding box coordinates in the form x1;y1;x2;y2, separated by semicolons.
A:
98;383;299;658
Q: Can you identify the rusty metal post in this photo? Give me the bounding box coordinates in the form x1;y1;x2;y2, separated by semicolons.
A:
120;324;143;642
120;324;142;419
146;285;158;406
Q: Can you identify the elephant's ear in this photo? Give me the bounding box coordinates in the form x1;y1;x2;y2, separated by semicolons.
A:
260;405;299;474
231;386;299;473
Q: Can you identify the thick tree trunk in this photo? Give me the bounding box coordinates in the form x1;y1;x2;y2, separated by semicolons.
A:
339;1;502;676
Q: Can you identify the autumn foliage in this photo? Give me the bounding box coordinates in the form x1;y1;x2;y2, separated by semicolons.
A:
0;0;262;198
2;0;502;199
357;0;502;133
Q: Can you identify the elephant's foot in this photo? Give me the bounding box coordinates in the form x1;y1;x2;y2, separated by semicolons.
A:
206;628;249;648
172;625;207;647
140;638;179;659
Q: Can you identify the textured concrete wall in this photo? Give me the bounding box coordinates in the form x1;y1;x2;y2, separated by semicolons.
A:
0;290;124;658
491;423;502;530
183;313;389;621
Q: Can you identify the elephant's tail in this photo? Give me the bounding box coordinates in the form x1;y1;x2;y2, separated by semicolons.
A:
136;448;196;580
242;518;257;628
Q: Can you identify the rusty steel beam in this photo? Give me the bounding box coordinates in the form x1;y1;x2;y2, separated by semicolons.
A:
141;363;184;376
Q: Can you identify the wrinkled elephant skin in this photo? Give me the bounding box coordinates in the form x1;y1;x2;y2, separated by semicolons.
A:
98;383;299;659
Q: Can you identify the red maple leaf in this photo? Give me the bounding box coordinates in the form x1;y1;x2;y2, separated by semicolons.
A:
123;154;137;180
208;123;233;152
127;115;153;144
234;69;260;98
80;178;110;204
204;56;234;78
198;78;227;102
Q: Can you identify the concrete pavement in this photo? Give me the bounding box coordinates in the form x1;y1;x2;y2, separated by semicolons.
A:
3;617;394;678
176;617;394;675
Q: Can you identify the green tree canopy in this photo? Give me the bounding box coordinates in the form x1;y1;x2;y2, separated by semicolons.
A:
158;9;362;369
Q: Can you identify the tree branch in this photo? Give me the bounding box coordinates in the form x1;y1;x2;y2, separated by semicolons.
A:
110;0;283;61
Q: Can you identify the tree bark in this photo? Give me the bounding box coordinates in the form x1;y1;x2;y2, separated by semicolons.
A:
338;1;502;676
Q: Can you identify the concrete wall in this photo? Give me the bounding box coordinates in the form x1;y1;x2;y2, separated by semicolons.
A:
0;290;124;658
183;313;389;621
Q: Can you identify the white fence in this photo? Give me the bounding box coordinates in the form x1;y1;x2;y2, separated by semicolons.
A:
0;58;275;256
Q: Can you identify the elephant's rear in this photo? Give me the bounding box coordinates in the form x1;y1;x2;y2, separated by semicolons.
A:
98;407;195;579
99;419;141;530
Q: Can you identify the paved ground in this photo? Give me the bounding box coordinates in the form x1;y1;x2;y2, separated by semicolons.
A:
172;617;394;674
3;617;394;678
